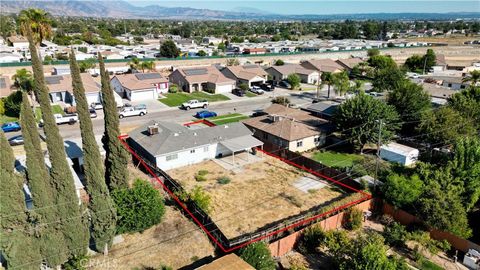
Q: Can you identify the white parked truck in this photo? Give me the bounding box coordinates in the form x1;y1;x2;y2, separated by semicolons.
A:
181;99;208;110
40;113;78;126
118;105;147;119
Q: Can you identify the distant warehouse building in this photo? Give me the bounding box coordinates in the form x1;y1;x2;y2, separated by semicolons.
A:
380;142;419;166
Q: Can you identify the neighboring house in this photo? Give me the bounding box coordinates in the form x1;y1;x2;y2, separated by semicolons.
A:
265;64;320;84
0;75;13;98
380;142;419;166
45;73;102;105
111;73;169;101
300;59;344;73
7;35;29;48
242;104;331;152
128;121;263;171
75;52;95;61
169;66;236;94
421;83;456;106
52;66;71;75
100;50;125;60
335;57;364;72
302;100;341;119
202;36;223;45
243;48;266;55
0;52;22;63
428;76;469;90
221;64;268;87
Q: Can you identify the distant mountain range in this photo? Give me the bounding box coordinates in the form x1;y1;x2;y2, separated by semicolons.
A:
1;0;479;21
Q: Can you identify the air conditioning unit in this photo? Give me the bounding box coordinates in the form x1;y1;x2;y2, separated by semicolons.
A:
268;115;281;122
147;124;159;136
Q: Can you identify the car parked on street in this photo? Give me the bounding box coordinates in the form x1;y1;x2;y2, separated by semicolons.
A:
279;80;291;89
249;86;265;95
2;122;21;132
90;102;103;110
260;83;274;91
232;88;246;97
118;105;147;119
8;135;24;146
181;99;209;110
195;110;217;119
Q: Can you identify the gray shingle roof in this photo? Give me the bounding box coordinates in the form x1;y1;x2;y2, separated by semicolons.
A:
129;121;254;156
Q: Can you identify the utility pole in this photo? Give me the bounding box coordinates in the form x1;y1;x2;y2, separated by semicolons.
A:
374;119;383;192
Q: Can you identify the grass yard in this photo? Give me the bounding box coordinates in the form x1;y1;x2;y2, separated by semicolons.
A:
310;151;363;169
35;105;64;121
245;91;257;97
208;113;249;125
420;260;444;270
159;91;230;107
0;114;18;124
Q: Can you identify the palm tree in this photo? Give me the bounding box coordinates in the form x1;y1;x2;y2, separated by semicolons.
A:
12;68;34;94
18;8;52;46
139;61;155;73
332;71;350;97
462;70;480;86
320;72;334;99
127;58;140;73
349;80;365;94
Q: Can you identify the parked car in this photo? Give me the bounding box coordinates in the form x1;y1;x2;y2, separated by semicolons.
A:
118;105;147;119
195;110;218;119
1;122;21;132
260;84;274;91
251;110;268;117
90;102;103;110
249;86;265;95
8;135;24;146
89;108;97;118
279;80;291;89
232;88;245;97
368;91;379;97
181;99;209;110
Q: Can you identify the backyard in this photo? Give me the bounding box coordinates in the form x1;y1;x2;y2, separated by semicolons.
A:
167;155;360;239
158;91;230;107
308;151;364;169
207;113;249;125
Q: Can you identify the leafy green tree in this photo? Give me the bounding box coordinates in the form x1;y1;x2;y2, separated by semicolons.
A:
3;90;22;117
99;53;129;190
332;71;350;96
448;86;480;129
19;8;53;45
70;51;117;253
382;173;424;209
387;81;431;134
462;70;480;86
372;67;406;92
368;55;397;70
417;106;477;145
422;49;436;72
78;57;96;73
160;40;180;58
383;222;408;248
0;130;42;270
344;207;363;230
274;59;284;66
238;242;276;270
27;27;89;259
287;73;301;89
112;179;165;234
404;54;423;71
20;92;69;267
299;225;325;253
333;93;400;153
127;57;140;73
139;60;155;73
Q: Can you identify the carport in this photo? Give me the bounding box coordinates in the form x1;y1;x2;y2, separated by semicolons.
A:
219;135;264;166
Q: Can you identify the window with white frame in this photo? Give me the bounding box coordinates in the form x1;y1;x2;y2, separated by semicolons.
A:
190;149;196;154
166;154;178;161
296;141;303;147
314;136;320;143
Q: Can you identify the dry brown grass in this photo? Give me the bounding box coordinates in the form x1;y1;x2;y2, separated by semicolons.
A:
167;156;353;239
87;206;215;270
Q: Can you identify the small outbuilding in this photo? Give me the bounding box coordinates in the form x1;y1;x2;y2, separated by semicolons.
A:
380;142;419;166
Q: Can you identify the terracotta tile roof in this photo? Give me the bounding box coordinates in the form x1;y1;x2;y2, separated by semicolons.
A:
268;64;318;76
301;59;344;73
336;57;364;69
242;104;328;141
175;66;235;85
45;73;101;93
113;73;168;91
197;254;254;270
0;76;14;98
223;65;268;81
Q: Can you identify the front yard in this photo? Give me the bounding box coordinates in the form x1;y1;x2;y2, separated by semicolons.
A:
35;104;64;121
207;113;249;125
0;114;18;125
158;91;230;107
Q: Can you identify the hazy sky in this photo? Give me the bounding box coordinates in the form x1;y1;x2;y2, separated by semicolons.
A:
127;0;480;14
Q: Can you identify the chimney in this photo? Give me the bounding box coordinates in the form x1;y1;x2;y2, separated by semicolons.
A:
147;123;159;136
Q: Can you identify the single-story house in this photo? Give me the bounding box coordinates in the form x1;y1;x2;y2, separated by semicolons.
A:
221;64;268;87
111;73;169;101
243;48;266;55
265;64;320;84
128;121;263;171
52;66;71;75
7;35;29;48
335;57;364;72
0;75;13;98
242;104;330;152
421;83;456;106
302;100;341;119
427;76;469;90
45;73;102;105
0;52;23;63
300;59;344;73
169;66;235;94
380;142;419;166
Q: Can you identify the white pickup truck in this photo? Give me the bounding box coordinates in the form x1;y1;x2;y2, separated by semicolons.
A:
118;105;147;119
40;113;78;126
181;99;208;110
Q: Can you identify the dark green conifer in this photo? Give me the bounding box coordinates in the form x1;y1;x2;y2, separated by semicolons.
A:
69;51;117;252
0;130;42;270
20;92;69;266
98;53;129;190
26;27;88;258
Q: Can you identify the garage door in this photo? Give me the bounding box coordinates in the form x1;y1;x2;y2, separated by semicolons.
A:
85;92;101;105
130;89;157;101
216;84;234;94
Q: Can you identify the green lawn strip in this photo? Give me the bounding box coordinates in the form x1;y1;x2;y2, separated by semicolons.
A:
420;260;444;270
35;105;63;121
310;151;363;168
210;116;249;125
209;113;244;120
245;91;257;97
159;92;230;107
0;115;18;125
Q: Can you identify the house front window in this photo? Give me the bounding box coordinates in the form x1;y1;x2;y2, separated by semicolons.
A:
314;137;320;143
166;154;178;161
296;141;303;147
190;149;196;154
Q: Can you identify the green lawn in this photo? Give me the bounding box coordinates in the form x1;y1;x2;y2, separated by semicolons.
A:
0;115;18;125
245;91;257;97
208;113;249;125
420;260;444;270
35;105;64;121
310;151;363;169
159;91;230;107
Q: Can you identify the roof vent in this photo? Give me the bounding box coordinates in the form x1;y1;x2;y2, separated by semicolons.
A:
268;115;281;122
174;132;179;136
147;124;159;136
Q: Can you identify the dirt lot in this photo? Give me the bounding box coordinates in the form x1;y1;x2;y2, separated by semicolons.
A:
87;206;215;270
167;155;357;239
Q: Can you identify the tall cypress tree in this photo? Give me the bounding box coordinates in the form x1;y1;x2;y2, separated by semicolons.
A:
0;130;41;270
26;27;88;258
20;92;69;267
98;53;129;190
69;51;117;252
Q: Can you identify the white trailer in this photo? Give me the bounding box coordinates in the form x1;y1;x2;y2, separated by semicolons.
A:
380;142;419;166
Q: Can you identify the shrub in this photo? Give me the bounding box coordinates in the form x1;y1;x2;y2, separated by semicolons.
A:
3;91;22;117
63;255;89;270
168;84;178;93
239;83;249;91
383;222;408;248
113;179;166;234
343;207;363;230
217;176;231;185
274;59;285;66
195;174;207;182
197;170;209;176
272;96;291;105
190;186;211;213
238;242;276;270
287;74;301;89
298;225;325;253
